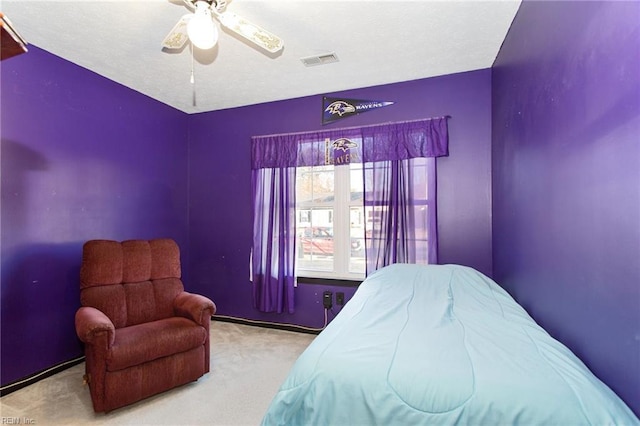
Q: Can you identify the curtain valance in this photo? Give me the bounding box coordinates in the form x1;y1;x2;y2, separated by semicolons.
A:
251;116;449;169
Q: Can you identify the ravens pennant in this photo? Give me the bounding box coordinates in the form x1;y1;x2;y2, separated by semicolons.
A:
322;96;394;125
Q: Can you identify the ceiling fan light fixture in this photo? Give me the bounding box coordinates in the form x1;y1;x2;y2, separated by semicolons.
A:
187;1;218;49
162;0;283;53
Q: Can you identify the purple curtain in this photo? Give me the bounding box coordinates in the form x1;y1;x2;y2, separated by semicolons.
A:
253;117;448;168
363;157;438;275
359;118;446;274
251;167;296;313
251;117;448;312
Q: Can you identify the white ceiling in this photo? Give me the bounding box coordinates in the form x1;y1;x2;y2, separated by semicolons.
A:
2;0;521;114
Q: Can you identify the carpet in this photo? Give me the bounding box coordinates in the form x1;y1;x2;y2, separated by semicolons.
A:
0;321;315;425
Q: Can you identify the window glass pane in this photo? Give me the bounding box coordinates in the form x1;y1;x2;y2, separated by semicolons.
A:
296;163;365;279
297;216;334;272
296;165;334;204
365;205;387;242
296;165;335;274
413;204;429;264
348;164;365;274
350;163;363;202
349;206;365;274
410;157;428;200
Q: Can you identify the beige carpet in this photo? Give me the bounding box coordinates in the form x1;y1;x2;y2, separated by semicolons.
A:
0;321;316;425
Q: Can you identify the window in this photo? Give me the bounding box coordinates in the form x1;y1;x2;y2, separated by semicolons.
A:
296;163;365;280
250;117;449;313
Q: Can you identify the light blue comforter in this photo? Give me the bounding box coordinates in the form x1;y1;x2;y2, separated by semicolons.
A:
262;264;638;425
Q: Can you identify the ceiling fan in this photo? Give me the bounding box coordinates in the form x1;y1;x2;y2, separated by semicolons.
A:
162;0;284;53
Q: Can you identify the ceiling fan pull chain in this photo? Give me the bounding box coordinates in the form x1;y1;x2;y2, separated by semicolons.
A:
190;44;195;84
191;44;197;106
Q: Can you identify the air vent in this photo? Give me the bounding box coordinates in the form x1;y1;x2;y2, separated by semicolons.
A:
300;52;339;67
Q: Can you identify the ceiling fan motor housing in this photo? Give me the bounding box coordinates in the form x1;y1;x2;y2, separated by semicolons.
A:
186;0;226;12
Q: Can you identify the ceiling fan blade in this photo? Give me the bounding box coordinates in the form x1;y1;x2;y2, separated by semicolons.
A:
162;15;192;49
216;11;283;53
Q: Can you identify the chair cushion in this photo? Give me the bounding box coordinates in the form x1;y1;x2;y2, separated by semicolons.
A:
107;317;206;372
81;239;181;288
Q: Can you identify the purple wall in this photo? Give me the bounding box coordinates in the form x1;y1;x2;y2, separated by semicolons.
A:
4;3;637;414
187;69;493;328
492;1;639;415
1;47;190;386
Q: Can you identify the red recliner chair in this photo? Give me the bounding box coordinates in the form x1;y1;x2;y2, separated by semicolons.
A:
75;238;216;412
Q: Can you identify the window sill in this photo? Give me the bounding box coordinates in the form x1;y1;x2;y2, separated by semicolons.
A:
297;276;361;287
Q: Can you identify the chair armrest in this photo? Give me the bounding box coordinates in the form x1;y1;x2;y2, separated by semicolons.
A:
75;306;115;348
174;292;216;326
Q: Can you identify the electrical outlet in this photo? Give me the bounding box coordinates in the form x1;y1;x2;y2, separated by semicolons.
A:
336;292;345;306
323;291;333;309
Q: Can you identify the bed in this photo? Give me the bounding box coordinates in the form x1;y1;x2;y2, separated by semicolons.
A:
262;264;638;425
